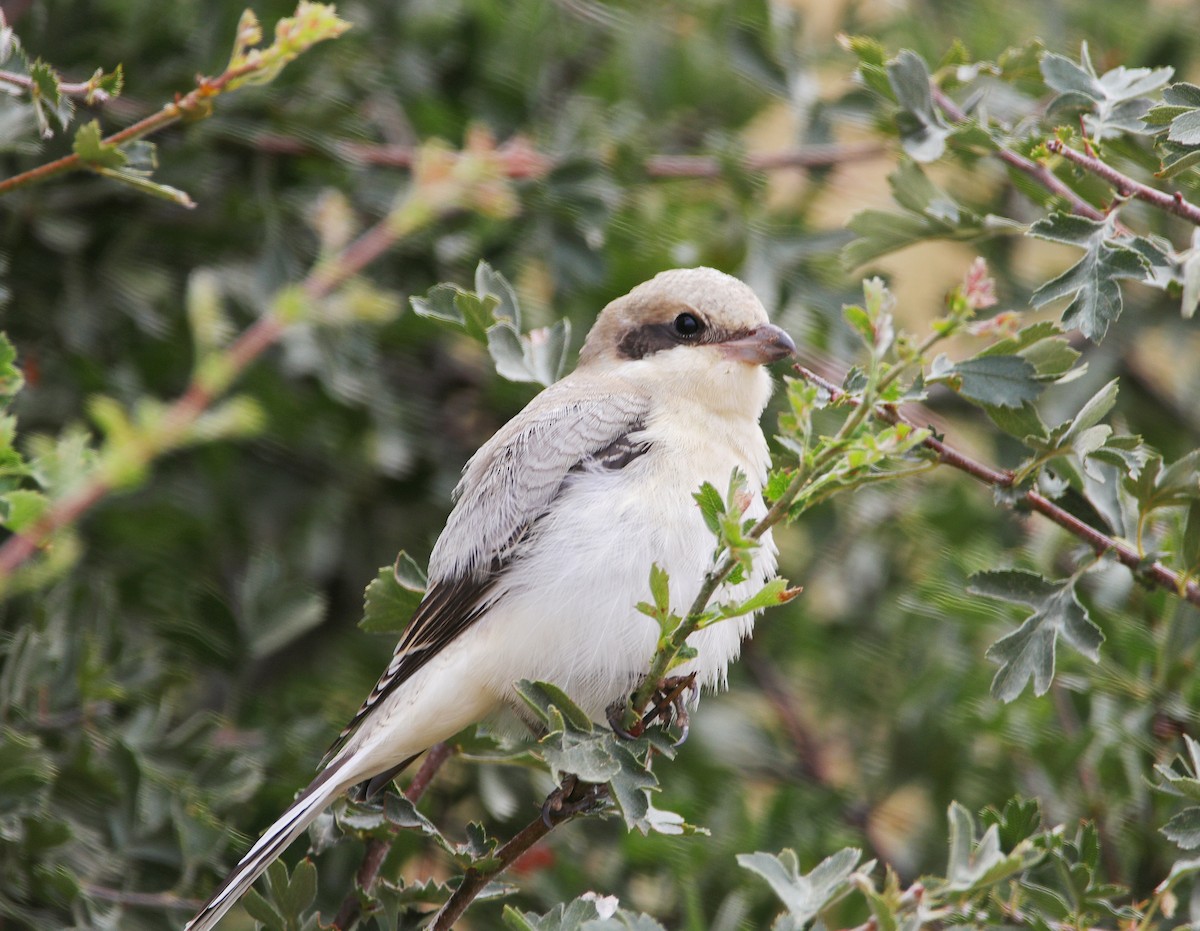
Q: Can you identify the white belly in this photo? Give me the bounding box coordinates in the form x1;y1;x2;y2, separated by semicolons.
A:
469;431;777;721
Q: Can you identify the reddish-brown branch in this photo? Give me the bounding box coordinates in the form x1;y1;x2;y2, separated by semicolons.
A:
794;364;1200;608
0;61;260;197
0;193;422;585
331;742;456;931
426;680;700;929
0;68;117;103
430;812;563;931
930;87;1106;222
247;131;884;180
742;643;834;786
1047;139;1200;226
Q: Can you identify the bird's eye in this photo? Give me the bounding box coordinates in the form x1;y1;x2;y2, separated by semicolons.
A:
672;313;703;337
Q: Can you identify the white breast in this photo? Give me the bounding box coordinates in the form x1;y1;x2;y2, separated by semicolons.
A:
468;386;778;721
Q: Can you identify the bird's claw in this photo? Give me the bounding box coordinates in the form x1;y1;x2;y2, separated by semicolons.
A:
540;774;604;827
660;675;697;747
642;673;698;746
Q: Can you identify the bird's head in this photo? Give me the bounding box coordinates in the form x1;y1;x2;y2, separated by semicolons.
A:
577;267;795;413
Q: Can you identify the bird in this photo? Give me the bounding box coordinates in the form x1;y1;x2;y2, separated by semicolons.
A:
185;266;796;930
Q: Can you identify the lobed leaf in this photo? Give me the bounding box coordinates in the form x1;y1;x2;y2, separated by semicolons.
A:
969;570;1103;701
1029;214;1150;342
737;847;862;930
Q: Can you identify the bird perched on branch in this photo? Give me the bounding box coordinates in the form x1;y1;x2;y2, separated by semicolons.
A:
185;266;796;930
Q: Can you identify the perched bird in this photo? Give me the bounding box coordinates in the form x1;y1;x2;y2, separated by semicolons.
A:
185;266;796;930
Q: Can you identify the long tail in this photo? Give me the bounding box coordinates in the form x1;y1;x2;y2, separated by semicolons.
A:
184;763;348;931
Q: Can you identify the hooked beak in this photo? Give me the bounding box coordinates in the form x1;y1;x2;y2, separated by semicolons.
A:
718;324;797;365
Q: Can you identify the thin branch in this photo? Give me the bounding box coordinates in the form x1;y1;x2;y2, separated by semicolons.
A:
792;363;1200;608
0;60;261;198
430;807;572;931
0;168;458;584
742;641;833;786
246;131;884;180
426;676;705;929
1046;139;1200;226
82;884;202;911
0;68;116;103
644;142;885;178
929;86;1106;222
331;742;456;931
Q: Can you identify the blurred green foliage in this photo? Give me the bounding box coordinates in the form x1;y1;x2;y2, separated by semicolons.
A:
5;0;1200;929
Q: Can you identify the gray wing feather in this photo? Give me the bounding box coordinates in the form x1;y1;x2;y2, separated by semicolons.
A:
428;375;651;582
323;374;650;767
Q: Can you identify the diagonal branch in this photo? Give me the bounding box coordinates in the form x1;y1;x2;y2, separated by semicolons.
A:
427;681;702;929
792;363;1200;608
330;742;456;931
0;68;117;103
930;86;1106;222
1046;139;1200;226
0;60;262;198
0;165;468;586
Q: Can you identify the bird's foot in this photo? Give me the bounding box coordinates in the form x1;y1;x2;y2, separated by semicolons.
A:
605;674;699;745
647;674;698;747
540;774;605;826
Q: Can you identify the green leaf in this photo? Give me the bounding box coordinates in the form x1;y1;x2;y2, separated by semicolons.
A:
737;847;862;930
359;554;426;634
969;569;1104;702
1029;214;1150;342
887;50;949;162
515;679;595;733
843;162;1022;267
939;355;1043;408
1146;84;1200;145
981;796;1044;852
279;858;317;919
71;120;125;169
242;888;285;929
475;260;521;327
487;317;572;387
985;402;1049;441
28;58;73;137
1167;107;1200;145
1;489;48;533
1129;449;1200;513
503;897;669;931
607;742;661;832
711;577;800;624
411;283;498;342
1040;53;1102;99
1060;379;1118;448
1184;499;1200;572
1163;807;1200;849
693;482;724;534
944;801;1040;892
93;165;196;207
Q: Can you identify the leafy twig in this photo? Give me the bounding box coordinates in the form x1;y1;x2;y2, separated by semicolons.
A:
0;138;515;588
330;742;456;931
630;309;947;717
430;809;569;931
930;86;1106;221
0;68;117;103
792;363;1200;608
425;681;694;929
0;3;349;198
1046;139;1200;226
